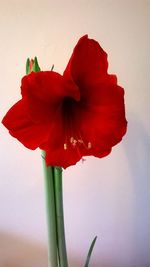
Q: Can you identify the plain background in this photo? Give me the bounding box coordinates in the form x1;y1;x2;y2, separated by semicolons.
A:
0;1;150;267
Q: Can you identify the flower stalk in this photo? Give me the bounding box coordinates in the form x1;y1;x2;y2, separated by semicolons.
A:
42;154;68;267
42;151;58;267
54;167;68;267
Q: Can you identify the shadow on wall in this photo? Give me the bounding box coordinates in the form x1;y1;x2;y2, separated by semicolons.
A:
0;231;48;267
124;112;150;265
0;231;113;267
0;231;83;267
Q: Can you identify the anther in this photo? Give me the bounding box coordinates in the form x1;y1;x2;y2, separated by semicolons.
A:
70;137;77;147
72;139;77;147
70;137;74;143
88;142;92;149
78;139;84;144
64;143;67;150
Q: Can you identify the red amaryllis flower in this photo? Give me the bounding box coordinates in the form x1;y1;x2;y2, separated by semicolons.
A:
2;35;127;168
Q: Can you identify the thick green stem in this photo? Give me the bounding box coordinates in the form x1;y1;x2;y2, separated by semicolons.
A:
54;167;68;267
42;151;58;267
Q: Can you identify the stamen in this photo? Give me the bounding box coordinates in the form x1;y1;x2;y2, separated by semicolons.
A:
70;136;74;143
78;139;84;144
64;143;67;150
70;136;78;147
64;134;92;152
72;139;77;147
88;142;92;149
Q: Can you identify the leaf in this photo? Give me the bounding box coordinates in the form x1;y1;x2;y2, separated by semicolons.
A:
84;236;97;267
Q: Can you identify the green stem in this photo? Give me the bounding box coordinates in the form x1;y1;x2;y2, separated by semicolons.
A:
42;151;58;267
54;167;68;267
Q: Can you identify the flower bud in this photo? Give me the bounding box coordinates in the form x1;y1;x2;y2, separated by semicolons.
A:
26;57;41;75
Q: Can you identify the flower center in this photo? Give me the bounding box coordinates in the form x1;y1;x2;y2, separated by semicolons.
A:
62;96;92;151
62;96;77;116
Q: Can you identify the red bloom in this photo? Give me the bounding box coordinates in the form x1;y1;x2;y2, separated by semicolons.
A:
2;35;127;168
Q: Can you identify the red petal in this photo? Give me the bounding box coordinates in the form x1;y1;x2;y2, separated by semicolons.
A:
2;100;50;150
77;87;127;152
67;75;127;157
63;35;108;86
21;71;80;123
39;110;82;168
45;147;82;169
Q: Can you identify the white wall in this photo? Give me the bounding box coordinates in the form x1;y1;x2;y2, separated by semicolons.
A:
0;1;150;267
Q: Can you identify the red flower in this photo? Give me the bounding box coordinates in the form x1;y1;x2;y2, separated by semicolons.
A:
2;35;127;168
